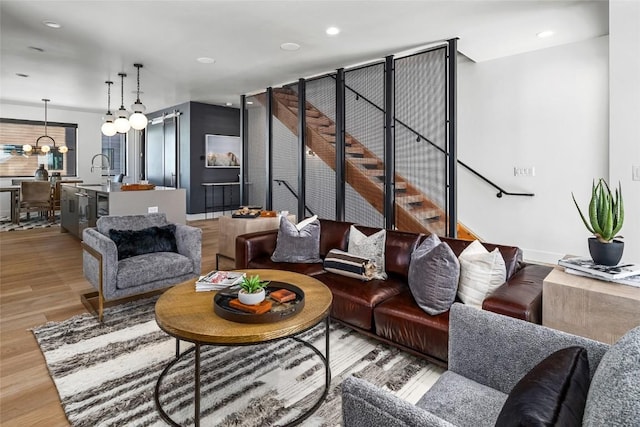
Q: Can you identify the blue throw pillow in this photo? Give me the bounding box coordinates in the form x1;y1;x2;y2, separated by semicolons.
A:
109;224;178;260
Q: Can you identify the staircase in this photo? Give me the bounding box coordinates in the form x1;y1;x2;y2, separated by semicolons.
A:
262;88;477;240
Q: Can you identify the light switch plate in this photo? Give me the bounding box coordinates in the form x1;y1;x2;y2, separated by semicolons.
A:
633;165;640;181
148;206;158;213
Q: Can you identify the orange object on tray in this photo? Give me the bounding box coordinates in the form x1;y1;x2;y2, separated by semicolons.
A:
260;210;277;217
270;289;297;303
229;298;273;314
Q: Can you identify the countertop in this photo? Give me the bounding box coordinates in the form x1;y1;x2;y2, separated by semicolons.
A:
65;183;180;193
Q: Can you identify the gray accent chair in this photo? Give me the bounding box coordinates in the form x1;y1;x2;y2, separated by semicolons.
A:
82;213;201;321
343;303;640;427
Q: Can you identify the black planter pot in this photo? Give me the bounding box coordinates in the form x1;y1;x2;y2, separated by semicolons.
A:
588;238;624;266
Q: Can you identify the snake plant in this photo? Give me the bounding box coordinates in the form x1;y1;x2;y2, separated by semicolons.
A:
572;178;624;243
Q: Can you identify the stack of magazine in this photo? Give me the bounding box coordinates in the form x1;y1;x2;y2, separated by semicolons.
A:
195;270;246;292
558;257;640;288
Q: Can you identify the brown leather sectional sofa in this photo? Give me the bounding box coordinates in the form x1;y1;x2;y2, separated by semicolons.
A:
235;219;553;367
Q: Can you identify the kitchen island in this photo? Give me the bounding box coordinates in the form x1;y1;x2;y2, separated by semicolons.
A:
60;183;186;239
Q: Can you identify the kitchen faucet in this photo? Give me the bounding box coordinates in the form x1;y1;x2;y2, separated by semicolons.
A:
90;153;111;183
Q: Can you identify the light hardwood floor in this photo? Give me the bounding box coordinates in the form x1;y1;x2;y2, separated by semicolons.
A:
0;220;230;427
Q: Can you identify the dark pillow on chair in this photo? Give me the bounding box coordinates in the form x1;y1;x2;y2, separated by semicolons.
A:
494;346;590;427
109;224;178;260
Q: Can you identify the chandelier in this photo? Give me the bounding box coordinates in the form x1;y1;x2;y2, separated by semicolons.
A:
22;99;68;154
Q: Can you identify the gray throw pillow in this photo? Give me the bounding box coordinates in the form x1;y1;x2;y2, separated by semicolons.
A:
582;325;640;426
408;234;460;315
271;216;322;263
348;226;387;280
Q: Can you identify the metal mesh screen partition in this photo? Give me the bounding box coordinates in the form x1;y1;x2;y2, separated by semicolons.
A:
271;84;300;215
394;47;448;235
303;76;336;219
344;63;385;228
245;94;267;208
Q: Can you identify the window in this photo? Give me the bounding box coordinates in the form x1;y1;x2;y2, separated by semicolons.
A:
101;133;126;176
0;118;77;177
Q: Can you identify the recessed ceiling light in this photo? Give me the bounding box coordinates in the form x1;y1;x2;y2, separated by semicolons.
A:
246;101;254;105
280;42;301;51
29;46;45;52
537;30;554;38
197;57;215;64
226;102;233;106
42;20;62;29
326;26;340;36
16;73;29;78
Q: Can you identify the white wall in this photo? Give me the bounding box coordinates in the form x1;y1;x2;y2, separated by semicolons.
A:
610;0;640;264
458;36;610;263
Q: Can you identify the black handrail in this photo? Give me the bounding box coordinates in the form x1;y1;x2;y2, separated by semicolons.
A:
325;76;534;198
273;179;315;216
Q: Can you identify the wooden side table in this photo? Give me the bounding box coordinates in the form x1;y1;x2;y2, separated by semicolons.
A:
543;266;640;344
217;214;296;264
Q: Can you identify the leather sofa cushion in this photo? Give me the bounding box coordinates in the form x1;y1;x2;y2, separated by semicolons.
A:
314;272;406;330
247;256;326;276
374;288;450;363
495;346;590;427
318;219;352;257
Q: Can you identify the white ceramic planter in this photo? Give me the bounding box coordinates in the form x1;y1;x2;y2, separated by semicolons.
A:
238;288;266;305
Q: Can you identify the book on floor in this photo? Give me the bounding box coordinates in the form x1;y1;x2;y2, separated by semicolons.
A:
563;267;640;289
558;256;640;280
195;271;245;292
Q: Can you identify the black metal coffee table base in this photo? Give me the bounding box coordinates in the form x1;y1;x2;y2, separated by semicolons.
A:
154;317;331;427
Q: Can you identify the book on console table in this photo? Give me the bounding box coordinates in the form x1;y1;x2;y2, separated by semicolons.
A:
563;268;640;289
558;256;640;280
195;271;245;292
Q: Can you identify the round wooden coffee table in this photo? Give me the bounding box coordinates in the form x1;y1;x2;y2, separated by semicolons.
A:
154;269;333;427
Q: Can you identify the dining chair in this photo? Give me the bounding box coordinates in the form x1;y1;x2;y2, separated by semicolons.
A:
19;181;52;224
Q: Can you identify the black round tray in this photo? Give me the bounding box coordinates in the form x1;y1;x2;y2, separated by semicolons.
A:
213;281;305;324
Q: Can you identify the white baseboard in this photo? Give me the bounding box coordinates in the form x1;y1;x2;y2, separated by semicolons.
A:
522;248;563;266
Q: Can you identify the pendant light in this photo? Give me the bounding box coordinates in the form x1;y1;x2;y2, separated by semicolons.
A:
101;80;117;137
23;99;68;154
114;72;131;133
129;63;148;130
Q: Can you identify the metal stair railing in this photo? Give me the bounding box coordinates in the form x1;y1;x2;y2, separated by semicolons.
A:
320;77;534;198
273;179;315;216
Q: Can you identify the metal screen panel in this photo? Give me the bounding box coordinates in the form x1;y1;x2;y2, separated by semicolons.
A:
304;76;336;219
344;63;385;228
271;84;299;214
394;48;448;235
245;94;266;208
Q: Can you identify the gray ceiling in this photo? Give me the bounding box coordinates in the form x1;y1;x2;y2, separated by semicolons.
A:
0;1;608;114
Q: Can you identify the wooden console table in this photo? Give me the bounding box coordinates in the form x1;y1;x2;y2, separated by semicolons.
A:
217;214;296;267
543;266;640;344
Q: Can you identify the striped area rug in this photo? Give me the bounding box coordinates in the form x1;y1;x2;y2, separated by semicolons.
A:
33;297;443;426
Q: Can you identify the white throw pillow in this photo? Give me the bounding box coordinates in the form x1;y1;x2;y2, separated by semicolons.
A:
457;240;506;308
348;226;387;280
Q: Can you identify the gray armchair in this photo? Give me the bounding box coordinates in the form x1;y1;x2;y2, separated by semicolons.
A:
343;303;639;426
82;213;201;321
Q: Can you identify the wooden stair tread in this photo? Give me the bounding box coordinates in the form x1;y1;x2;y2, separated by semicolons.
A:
395;194;424;205
348;157;380;165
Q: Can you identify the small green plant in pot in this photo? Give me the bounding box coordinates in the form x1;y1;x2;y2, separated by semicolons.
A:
238;275;270;305
572;178;624;265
